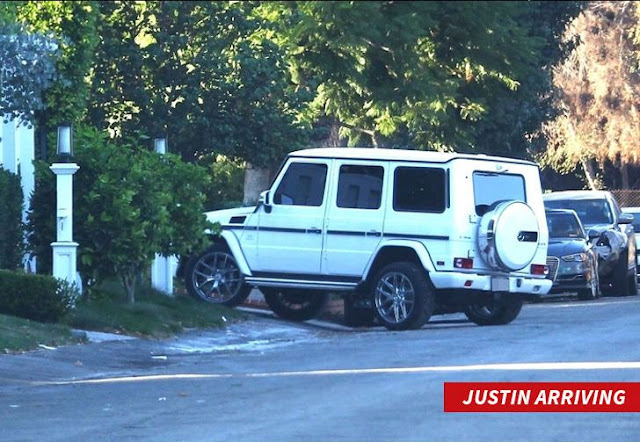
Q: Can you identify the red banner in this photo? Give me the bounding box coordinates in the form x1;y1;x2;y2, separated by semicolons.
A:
444;382;640;412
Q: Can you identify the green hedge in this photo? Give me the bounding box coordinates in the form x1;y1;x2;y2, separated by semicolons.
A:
0;270;78;322
0;167;24;270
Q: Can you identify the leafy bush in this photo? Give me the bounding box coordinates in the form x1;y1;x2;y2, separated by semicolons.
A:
201;155;245;211
0;167;24;270
0;269;78;322
27;125;212;303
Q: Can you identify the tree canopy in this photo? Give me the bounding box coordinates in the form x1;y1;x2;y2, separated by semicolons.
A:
539;1;640;189
260;1;581;158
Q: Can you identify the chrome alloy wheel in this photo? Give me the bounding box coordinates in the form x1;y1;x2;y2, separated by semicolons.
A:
192;252;242;303
374;272;416;324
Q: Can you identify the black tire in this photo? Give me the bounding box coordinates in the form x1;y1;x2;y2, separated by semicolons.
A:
184;244;251;307
628;270;638;296
372;262;434;331
612;249;635;296
262;289;329;321
464;296;523;326
578;258;600;301
343;295;375;327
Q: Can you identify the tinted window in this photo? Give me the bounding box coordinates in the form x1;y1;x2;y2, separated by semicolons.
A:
473;172;526;215
337;165;384;209
393;167;446;213
544;199;613;226
274;162;327;206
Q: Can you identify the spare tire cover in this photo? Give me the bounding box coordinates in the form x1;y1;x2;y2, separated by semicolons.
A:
477;200;540;271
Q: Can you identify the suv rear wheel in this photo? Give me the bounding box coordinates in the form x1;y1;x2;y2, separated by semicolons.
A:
184;244;251;307
464;296;523;326
372;262;434;331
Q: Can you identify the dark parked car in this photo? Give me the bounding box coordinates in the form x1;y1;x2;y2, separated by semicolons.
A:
545;209;599;300
543;190;637;296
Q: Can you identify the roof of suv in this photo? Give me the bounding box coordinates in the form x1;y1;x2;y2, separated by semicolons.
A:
289;147;537;166
543;190;611;201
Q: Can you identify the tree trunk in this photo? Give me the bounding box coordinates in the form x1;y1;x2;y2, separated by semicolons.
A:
122;274;136;304
621;161;630;189
243;163;272;206
580;158;599;190
323;119;346;147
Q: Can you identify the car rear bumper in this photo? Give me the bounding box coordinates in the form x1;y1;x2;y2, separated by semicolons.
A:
429;272;552;295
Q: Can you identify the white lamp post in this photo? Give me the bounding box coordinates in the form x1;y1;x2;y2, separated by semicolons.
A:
151;135;176;296
50;123;80;286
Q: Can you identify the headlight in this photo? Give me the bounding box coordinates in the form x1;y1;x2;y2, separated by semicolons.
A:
561;253;588;262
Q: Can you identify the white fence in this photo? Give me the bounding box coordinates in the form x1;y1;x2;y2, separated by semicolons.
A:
0;116;35;271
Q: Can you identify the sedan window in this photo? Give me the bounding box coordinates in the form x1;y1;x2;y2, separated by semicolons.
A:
545;199;613;226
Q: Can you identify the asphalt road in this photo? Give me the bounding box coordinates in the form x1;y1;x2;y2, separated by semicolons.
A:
1;296;640;441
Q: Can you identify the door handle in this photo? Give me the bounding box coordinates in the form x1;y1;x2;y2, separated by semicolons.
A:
367;230;381;237
308;227;322;234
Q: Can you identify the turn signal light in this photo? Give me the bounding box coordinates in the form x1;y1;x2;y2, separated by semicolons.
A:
530;264;548;275
454;258;474;269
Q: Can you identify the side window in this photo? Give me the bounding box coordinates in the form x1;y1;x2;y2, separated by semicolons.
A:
273;162;327;206
393;167;446;213
337;165;384;209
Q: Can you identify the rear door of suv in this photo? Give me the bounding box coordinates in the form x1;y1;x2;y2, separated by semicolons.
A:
323;160;387;276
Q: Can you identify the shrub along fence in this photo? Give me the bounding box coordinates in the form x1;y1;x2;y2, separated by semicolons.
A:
0;167;24;270
0;269;78;322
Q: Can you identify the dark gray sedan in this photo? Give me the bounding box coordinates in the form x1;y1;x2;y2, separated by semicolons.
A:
545;209;600;300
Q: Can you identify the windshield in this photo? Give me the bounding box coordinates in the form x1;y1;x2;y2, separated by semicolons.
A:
544;198;613;226
547;212;585;239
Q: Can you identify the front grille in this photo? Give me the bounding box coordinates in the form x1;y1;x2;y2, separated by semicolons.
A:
546;256;560;282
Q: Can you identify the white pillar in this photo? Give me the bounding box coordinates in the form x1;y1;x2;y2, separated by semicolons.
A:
50;163;79;285
151;136;175;296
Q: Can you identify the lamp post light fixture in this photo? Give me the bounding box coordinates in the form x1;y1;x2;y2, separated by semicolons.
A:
50;123;80;289
56;123;73;158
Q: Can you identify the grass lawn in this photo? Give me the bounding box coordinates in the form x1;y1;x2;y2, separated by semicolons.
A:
0;279;245;353
0;314;83;353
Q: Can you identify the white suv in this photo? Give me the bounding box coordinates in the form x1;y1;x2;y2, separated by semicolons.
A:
184;148;551;330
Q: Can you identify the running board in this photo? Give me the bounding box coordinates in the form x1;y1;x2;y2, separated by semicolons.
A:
245;277;358;291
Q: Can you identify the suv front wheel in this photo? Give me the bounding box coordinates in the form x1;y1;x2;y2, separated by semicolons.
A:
184;244;251;307
372;262;434;331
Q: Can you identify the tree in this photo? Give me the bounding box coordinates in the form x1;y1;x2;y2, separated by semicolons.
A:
16;1;100;130
86;1;309;203
261;1;581;158
539;1;640;189
0;14;59;125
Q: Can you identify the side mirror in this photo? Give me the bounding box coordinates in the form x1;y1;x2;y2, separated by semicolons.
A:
587;229;601;241
259;190;272;213
618;212;633;224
